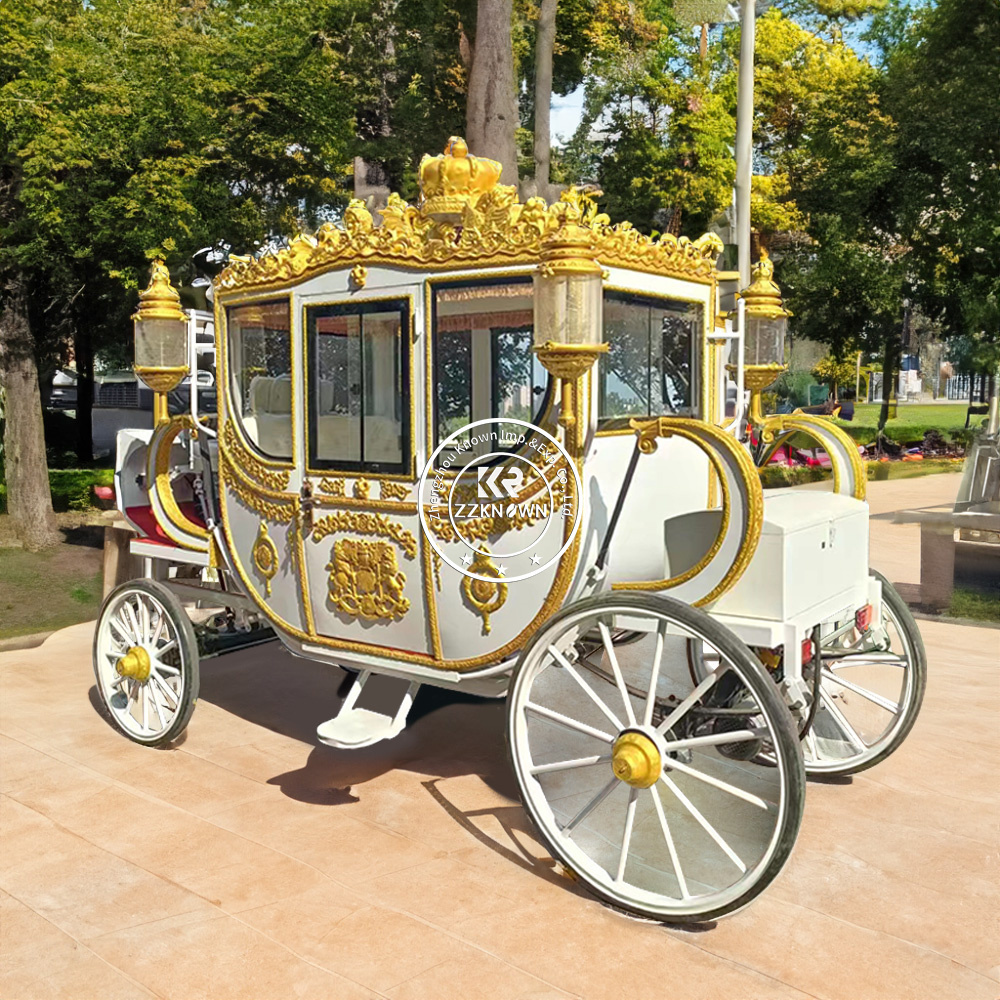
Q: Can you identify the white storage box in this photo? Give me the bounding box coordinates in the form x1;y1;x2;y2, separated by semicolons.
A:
708;490;869;623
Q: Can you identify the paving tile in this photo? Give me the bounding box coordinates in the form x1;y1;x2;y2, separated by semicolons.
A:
88;911;379;1000
386;952;577;1000
0;798;213;941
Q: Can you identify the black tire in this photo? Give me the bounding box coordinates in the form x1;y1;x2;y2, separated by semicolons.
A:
92;579;199;747
507;592;805;924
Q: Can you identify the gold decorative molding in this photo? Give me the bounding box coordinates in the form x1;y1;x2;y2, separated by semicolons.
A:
215;144;724;294
353;478;371;500
221;421;291;492
379;479;411;501
319;477;346;497
327;539;409;621
252;522;280;596
461;546;508;635
350;264;368;288
220;452;297;522
312;510;417;559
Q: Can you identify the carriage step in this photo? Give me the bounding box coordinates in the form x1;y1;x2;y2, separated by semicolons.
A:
316;671;420;749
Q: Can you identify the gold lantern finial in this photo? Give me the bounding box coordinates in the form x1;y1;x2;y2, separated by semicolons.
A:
739;249;788;322
418;136;511;222
133;259;189;425
134;259;186;324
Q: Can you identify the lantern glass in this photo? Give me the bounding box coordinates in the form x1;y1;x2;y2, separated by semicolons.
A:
744;314;787;367
533;270;603;349
134;315;188;371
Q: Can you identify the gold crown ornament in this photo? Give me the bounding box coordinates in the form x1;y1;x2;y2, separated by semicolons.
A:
418;136;507;223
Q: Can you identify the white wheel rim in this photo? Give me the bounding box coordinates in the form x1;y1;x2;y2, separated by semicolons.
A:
806;601;919;772
96;589;188;741
510;603;795;918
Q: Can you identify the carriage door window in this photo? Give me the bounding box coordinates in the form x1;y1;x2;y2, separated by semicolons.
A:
599;292;701;428
432;277;550;454
226;300;292;460
307;300;410;474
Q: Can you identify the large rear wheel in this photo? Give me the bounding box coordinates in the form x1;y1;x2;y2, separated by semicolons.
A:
507;593;805;923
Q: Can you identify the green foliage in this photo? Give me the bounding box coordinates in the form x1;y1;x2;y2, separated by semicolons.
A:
0;468;113;514
948;588;1000;624
812;355;858;394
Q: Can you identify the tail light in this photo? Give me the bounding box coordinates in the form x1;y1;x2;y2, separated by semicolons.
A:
801;638;814;664
855;603;873;632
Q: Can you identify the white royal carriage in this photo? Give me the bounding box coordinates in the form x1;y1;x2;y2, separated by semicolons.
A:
94;138;925;923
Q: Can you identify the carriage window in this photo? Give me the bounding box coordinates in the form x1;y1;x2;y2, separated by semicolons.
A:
599;292;701;428
227;300;292;460
432;278;551;450
307;300;409;474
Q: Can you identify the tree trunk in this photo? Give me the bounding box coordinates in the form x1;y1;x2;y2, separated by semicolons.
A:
877;331;898;436
532;0;557;203
466;0;519;188
0;276;60;550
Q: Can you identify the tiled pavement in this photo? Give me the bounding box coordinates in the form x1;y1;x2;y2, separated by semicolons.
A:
1;474;997;999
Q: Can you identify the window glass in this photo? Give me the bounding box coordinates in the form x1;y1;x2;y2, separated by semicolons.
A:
226;300;292;460
432;278;550;452
599;292;701;427
308;301;409;473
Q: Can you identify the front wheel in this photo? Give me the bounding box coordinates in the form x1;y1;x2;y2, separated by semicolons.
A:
507;593;805;924
93;579;199;746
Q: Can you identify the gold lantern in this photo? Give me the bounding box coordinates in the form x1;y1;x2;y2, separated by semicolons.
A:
735;249;791;426
133;260;189;425
533;220;607;428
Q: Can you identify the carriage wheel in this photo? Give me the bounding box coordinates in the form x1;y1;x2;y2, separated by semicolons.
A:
804;571;926;775
93;579;199;746
507;593;805;923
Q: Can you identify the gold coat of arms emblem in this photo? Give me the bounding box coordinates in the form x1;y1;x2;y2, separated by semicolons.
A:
327;539;410;621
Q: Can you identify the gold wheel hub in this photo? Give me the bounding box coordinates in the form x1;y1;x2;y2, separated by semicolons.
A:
116;646;151;683
612;731;662;789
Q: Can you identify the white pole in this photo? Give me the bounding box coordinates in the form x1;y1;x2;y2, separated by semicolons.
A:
735;0;755;290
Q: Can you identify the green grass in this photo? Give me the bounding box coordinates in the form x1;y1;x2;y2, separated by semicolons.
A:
949;587;1000;624
0;544;104;639
834;402;974;446
0;468;113;514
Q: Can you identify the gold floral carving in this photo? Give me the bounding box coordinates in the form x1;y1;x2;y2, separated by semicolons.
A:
461;546;508;635
252;522;279;596
318;477;345;497
353;478;370;500
379;479;411;501
327;539;409;621
312;511;417;559
350;264;368;288
221;422;291;492
215;140;723;294
220;453;296;523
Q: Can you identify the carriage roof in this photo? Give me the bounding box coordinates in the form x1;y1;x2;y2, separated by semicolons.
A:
213;137;725;299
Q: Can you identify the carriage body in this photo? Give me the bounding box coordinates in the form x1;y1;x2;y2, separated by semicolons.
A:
98;141;925;923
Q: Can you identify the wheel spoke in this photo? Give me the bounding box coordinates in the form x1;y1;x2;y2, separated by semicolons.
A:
525;701;616;744
148;682;167;729
124;601;142;646
529;754;612;775
649;782;691;898
140;598;150;644
562;777;619;834
805;728;819;760
661;730;763;752
660;772;747;874
598;623;636;726
662;756;770;811
549;645;624;732
615;787;639;883
150;671;179;710
822;668;899;714
156;637;178;658
141;684;149;731
642;622;666;727
153;660;181;677
656;664;728;737
818;689;868;751
150;612;165;647
111;613;134;646
824;652;907;669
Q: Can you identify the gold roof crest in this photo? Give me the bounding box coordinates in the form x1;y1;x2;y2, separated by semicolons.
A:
418;136;511;222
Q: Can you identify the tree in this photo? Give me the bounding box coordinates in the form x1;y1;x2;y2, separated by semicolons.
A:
466;0;520;184
811;355;858;401
530;0;558;202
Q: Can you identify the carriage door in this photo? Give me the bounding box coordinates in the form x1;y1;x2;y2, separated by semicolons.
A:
299;294;430;654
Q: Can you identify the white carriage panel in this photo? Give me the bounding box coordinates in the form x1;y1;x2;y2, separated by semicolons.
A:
303;515;432;655
711;491;869;623
590;434;712;584
293;265;424;300
222;491;309;633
